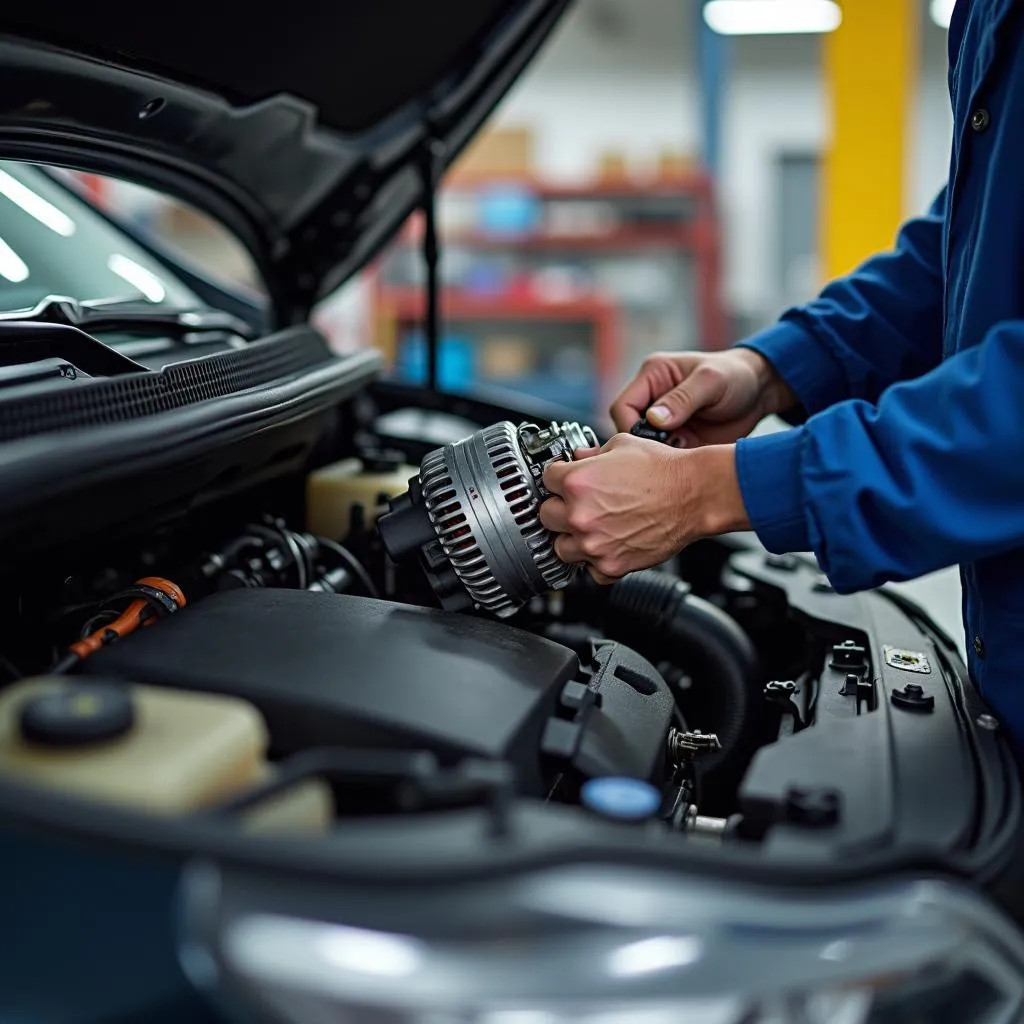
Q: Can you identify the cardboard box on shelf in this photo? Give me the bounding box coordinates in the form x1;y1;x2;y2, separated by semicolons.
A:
481;335;535;379
656;149;694;181
450;126;535;182
597;150;630;183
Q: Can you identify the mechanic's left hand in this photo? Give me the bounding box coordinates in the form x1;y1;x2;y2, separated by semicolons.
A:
540;433;750;583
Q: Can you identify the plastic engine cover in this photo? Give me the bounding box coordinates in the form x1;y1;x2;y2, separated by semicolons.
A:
82;589;674;796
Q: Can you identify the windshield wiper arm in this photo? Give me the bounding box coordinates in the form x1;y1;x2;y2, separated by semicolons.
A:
0;295;257;341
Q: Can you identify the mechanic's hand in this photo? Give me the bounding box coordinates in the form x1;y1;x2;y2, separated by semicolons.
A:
540;433;749;584
610;347;796;447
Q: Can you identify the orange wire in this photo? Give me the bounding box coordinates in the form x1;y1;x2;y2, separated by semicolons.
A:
68;577;185;661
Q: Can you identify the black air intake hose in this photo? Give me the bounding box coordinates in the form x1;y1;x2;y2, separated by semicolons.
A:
578;570;759;775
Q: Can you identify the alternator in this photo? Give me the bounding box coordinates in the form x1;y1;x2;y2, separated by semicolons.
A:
378;420;598;617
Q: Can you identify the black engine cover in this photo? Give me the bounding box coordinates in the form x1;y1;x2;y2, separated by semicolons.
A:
83;589;673;795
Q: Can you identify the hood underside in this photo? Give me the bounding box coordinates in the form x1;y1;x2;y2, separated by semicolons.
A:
0;0;569;319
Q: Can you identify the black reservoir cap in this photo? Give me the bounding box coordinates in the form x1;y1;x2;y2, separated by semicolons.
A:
19;682;135;747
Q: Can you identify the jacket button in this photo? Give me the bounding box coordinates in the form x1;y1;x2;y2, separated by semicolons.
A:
971;108;991;132
973;635;986;658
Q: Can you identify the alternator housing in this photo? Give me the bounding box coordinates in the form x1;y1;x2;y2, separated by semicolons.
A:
379;420;598;617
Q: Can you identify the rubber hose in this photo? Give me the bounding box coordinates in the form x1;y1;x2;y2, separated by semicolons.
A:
598;570;759;775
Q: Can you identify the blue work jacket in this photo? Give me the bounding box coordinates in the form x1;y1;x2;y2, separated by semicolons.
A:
735;0;1024;747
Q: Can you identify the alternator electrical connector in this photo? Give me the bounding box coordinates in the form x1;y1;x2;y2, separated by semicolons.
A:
378;420;598;617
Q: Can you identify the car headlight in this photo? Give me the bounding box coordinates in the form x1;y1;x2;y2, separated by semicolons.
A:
179;863;1024;1024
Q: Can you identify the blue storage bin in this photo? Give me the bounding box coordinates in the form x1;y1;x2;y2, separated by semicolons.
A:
395;331;475;391
477;185;541;238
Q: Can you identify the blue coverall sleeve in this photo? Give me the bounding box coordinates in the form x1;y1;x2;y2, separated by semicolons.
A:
738;188;948;415
735;320;1024;591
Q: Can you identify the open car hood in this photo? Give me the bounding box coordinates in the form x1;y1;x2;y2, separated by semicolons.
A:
0;0;569;320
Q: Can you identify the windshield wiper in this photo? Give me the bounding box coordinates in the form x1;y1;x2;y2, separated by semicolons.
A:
0;295;257;342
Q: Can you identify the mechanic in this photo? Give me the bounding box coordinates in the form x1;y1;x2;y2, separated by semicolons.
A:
539;0;1024;748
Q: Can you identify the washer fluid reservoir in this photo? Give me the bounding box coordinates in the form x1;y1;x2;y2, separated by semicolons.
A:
0;677;331;832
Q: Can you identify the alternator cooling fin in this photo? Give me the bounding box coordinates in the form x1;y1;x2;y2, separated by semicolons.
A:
419;421;578;616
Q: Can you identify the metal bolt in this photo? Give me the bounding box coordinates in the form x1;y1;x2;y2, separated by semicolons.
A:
977;714;999;731
684;807;728;838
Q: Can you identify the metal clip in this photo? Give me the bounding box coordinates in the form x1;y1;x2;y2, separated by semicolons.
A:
667;727;722;764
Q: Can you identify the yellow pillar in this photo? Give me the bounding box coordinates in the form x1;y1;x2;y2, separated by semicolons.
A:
821;0;919;279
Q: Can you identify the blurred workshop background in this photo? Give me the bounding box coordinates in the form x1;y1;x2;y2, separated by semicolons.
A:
63;0;962;640
69;0;952;430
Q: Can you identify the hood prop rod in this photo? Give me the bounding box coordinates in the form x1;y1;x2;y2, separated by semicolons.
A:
419;137;445;393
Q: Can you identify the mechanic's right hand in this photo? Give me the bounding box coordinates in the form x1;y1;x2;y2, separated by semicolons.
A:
610;347;796;447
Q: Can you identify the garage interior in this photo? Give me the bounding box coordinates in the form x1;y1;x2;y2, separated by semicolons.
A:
74;0;962;643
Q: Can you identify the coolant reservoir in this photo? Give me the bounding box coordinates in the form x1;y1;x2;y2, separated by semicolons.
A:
241;766;333;836
0;677;331;829
306;456;418;540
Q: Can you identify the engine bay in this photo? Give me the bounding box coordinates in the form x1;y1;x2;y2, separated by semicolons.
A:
0;399;1018;884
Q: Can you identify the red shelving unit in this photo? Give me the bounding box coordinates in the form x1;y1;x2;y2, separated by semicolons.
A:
389;173;725;351
371;171;726;422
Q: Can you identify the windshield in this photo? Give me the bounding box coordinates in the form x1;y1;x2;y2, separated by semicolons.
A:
0;163;200;313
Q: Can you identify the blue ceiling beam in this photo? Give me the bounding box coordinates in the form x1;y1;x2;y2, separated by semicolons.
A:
695;0;729;179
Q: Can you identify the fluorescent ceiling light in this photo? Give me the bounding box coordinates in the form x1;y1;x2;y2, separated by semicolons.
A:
607;935;703;977
930;0;955;28
107;253;167;303
0;235;29;283
0;169;76;236
704;0;842;36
